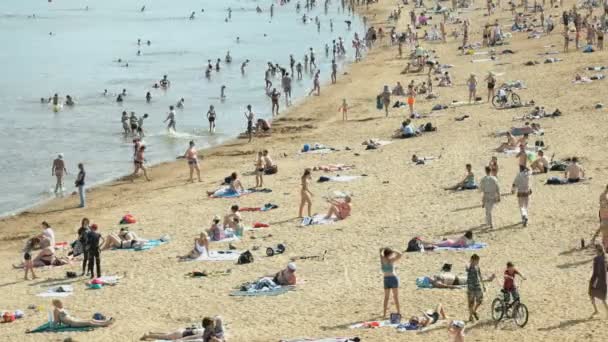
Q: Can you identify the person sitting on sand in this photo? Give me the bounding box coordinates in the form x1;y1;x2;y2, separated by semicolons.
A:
325;196;352;220
530;150;549;173
207;172;245;197
430;264;467;288
564;157;585;182
101;228;147;250
178;232;210;260
223;205;241;229
445;164;477;190
395;119;420;138
405;304;448;330
140;316;221;341
312;164;355;172
262;149;278;175
255;118;271;135
208;216;225;242
438;71;453;87
430;231;475;248
392;81;406;96
495;132;517;152
273;262;297;286
52;299;114;328
448;320;466;342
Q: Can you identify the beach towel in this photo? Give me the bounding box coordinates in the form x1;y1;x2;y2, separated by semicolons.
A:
117;239;167;251
210;236;240;243
194;250;241;262
239;203;279;212
209;187;253;198
300;215;337;226
449;101;483;108
302;148;335;154
280;338;360;342
415;276;466;289
319;175;361;183
349;320;398;329
433;242;487;251
37;285;74;298
230;286;295;297
27;322;94;334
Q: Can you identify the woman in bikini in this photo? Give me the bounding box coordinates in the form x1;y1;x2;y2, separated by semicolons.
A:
52;299;114;328
255;151;264;188
206;172;244;197
207;105;216;133
408;304;448;328
298;168;313;218
380;247;402;319
131;145;151;182
101;228;147;250
140;317;219;341
184;141;201;183
485;72;496;103
592;185;608;251
325;196;352;220
467;73;478;104
178;232;210;260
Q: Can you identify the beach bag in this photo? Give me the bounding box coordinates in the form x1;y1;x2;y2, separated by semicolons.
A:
390;313;402;324
406;237;423;252
318;176;330;183
237;250;254;265
550;162;567;172
376;96;383;110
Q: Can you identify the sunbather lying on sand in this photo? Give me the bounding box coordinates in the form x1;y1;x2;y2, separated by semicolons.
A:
312;164;355;172
240;263;297;292
140;316;222;341
495;132;517;152
444;164;477;190
429;264;467;289
429;231;475;248
325;196;352;220
178;232;210;260
412;154;438;165
52;299;114;328
101;228;148;250
407;304;448;329
14;237;69;268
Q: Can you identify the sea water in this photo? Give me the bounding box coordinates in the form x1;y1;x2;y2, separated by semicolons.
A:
0;0;362;215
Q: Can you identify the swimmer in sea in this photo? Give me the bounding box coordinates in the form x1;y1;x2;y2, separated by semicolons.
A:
215;58;221;71
121;111;130;134
205;67;212;79
296;62;303;80
207;105;216;133
176;98;185;109
121;89;127;97
146;40;151;45
164;105;176;132
52;94;59;106
236;37;240;43
146;92;151;103
137;50;141;56
52;154;68;194
220;85;226;100
137;114;148;137
189;11;195;20
116;94;123;103
241;60;249;74
225;51;232;63
160;75;170;88
103;89;108;96
65;95;74;106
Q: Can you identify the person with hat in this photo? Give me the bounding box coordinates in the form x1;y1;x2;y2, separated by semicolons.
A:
273;262;297;286
448;320;465;342
52;153;67;194
86;224;103;279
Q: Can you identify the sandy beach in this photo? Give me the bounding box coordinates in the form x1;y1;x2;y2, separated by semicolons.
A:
2;1;608;341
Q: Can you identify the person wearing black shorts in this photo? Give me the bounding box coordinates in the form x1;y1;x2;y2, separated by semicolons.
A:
86;224;103;279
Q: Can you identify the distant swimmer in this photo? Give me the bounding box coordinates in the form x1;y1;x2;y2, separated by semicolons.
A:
52;153;68;194
121;89;127;97
121;111;130;134
176;98;185;109
345;20;352;30
205;66;212;79
228;8;232;19
289;54;295;75
137;50;141;56
103;89;108;96
220;85;226;100
189;11;195;20
309;48;317;69
296;62;303;80
236;36;240;43
117;94;123;103
241;59;249;74
207;105;216;133
330;19;333;32
256;6;262;13
160;75;170;88
137;39;141;45
65;95;74;106
146;40;151;45
140;5;145;12
225;51;232;63
215;58;221;71
164;105;176;132
146;91;152;103
52;94;59;106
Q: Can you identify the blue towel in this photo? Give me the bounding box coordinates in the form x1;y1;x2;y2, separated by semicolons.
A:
434;242;487;251
27;322;94;333
211;188;252;198
113;239;167;251
230;286;294;297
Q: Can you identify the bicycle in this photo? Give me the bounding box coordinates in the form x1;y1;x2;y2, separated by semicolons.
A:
491;87;521;108
490;285;529;327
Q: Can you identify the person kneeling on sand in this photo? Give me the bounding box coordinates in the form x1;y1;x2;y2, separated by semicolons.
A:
178;232;210;260
325;196;352;220
52;299;114;328
101;228;147;250
140;316;223;341
444;164;477;190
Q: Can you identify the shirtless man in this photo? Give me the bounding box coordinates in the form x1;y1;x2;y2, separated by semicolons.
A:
281;73;292;106
530;150;549;173
223;205;241;229
184;141;201;182
164;105;176;132
241;60;249;74
308;70;321;96
516;145;528;171
245;105;255;143
270;88;281;116
564;157;585;182
331;59;338;84
296;62;303;80
52;154;67;194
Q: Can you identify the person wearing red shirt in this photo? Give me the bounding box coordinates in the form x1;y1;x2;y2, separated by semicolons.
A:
503;262;526;303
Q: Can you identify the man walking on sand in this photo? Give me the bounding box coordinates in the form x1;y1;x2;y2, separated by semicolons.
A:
479;166;501;228
512;166;532;227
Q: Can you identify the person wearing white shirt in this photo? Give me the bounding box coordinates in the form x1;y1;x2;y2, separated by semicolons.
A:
479;166;501;227
39;221;55;248
512;167;532;226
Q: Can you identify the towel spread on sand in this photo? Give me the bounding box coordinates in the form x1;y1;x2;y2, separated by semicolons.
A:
415;276;466;289
194;250;241;261
433;242;487;251
209;188;253;198
349;320;398;329
300;215;337;226
280;338;360;342
118;239;167;251
210;236;240;243
27;322;94;334
37;285;74;298
327;175;361;182
230;286;295;297
449;101;483;107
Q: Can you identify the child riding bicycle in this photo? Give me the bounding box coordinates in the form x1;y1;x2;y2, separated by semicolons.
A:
503;261;526;303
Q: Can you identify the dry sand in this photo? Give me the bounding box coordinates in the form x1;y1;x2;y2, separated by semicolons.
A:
2;1;608;341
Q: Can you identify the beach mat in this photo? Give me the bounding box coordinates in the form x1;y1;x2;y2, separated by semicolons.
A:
433;242;487;251
210;236;240;243
230;286;295;297
27;322;94;333
114;239;167;251
325;175;361;182
194;250;241;262
415;277;466;289
300;215;337;227
37;285;74;298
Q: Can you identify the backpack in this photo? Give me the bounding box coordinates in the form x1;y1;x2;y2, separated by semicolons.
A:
406;237;423;252
237;250;254;265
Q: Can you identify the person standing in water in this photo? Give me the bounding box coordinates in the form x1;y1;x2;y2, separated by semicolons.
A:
270;88;281;116
281;73;292;107
52;154;67;194
184;141;201;183
207;105;216;133
244;105;255;143
75;163;86;208
299;168;313;218
164;105;176;132
331;59;338;84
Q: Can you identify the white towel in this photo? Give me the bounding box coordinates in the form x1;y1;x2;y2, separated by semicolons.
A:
37;285;74;298
328;175;361;182
195;250;241;261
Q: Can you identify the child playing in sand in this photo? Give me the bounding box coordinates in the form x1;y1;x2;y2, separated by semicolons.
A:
255;151;264;188
338;99;348;121
23;238;37;280
503;261;526;303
